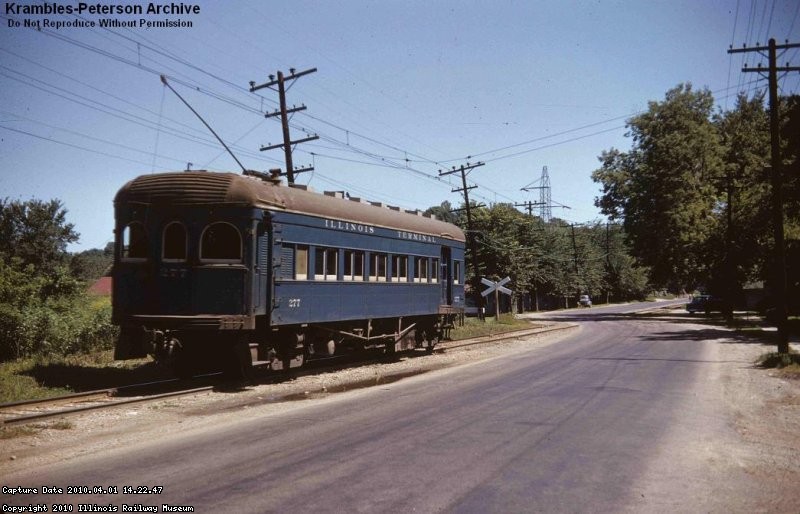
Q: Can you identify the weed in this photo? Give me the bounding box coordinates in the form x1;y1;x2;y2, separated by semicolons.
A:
0;350;165;403
450;315;535;341
757;351;800;370
0;425;39;440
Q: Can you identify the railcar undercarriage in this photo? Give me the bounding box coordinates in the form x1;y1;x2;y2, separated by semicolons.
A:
129;313;457;379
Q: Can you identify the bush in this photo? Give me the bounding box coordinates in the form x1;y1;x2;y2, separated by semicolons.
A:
0;260;117;361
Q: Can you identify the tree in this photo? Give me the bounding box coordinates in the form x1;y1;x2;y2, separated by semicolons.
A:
710;93;771;303
70;242;114;282
599;222;650;301
592;83;724;291
0;199;117;361
423;200;462;225
781;95;800;226
0;198;79;272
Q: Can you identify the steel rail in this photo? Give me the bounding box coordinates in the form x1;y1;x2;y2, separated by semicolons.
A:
1;322;578;427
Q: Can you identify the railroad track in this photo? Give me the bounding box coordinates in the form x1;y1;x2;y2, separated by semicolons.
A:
1;322;576;427
0;376;223;427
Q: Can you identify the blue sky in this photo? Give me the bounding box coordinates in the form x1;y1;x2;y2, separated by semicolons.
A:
1;0;799;251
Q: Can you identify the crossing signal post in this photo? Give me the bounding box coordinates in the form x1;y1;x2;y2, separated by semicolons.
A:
481;276;512;320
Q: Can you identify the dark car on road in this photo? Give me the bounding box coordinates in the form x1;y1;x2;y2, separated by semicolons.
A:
686;295;725;314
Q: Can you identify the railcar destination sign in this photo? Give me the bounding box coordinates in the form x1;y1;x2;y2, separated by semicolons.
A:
322;218;437;243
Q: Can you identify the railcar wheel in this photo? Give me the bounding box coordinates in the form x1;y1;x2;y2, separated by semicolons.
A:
426;333;440;354
171;348;208;379
161;337;201;379
223;339;253;381
172;354;199;379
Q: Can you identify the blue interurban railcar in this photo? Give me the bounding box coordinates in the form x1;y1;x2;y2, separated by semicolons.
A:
112;171;466;376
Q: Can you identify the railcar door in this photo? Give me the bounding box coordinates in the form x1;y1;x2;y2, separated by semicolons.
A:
253;218;270;314
440;246;452;305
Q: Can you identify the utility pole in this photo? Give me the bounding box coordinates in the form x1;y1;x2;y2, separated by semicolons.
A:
570;223;580;306
514;200;543;217
440;162;485;319
605;222;611;304
249;67;319;184
729;39;800;353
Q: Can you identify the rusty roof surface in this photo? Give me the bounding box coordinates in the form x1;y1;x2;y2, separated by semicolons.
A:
115;171;465;242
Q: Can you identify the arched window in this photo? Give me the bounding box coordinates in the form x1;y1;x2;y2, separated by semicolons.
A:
162;222;187;261
200;222;242;262
122;222;148;260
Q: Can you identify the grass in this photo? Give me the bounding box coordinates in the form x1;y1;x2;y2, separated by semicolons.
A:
0;420;75;441
757;351;800;379
0;350;168;404
449;314;536;341
2;318;535;403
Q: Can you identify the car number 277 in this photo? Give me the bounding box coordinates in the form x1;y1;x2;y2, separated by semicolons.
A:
288;298;301;308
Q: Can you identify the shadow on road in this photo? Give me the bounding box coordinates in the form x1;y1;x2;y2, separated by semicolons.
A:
531;310;781;349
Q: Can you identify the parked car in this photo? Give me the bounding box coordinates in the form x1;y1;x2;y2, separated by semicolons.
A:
686;295;725;314
579;294;592;307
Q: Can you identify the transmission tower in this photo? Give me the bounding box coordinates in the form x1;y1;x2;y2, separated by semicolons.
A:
520;166;552;221
539;166;552;222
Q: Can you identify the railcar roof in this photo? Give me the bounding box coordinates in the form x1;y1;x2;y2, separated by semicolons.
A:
115;171;465;242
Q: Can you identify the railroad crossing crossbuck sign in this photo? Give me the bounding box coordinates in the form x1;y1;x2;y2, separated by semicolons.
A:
481;276;512;318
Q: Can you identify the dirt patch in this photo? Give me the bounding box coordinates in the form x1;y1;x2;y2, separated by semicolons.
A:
721;341;800;512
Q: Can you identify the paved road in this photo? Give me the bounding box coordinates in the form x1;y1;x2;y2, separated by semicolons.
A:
6;299;756;512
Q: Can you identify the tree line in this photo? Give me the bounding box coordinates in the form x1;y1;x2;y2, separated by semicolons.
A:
429;84;799;313
425;201;651;311
592;84;799;308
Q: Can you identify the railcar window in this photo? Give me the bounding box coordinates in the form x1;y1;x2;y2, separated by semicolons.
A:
369;253;388;282
392;255;408;282
344;250;364;281
431;257;439;284
162;222;187;261
200;222;241;262
295;246;308;280
314;247;338;280
414;257;429;283
454;261;462;285
122;222;148;260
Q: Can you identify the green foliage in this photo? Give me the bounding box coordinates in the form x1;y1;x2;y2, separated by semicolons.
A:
0;199;117;362
423;200;462;226
0;198;79;271
783;96;800;222
0;268;117;361
449;315;534;340
711;93;771;289
593;83;724;290
592;83;800;307
436;200;649;309
69;242;114;282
